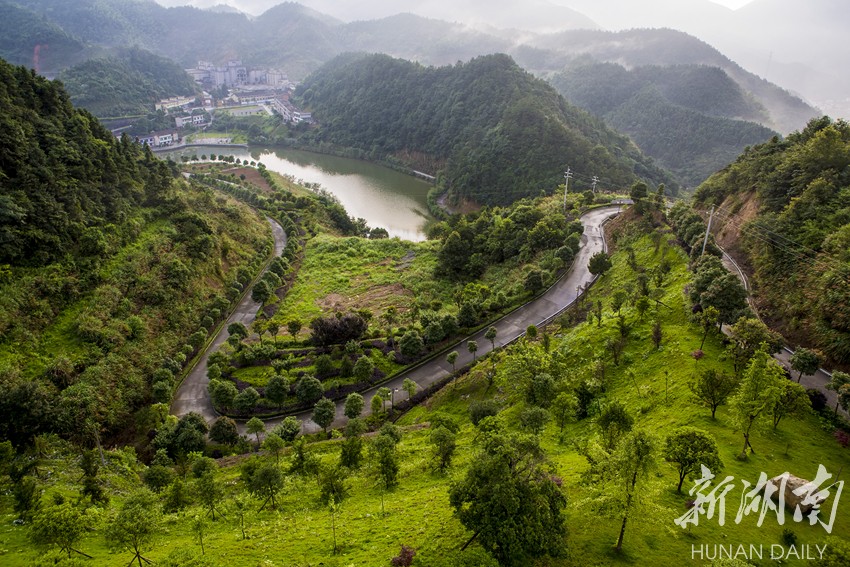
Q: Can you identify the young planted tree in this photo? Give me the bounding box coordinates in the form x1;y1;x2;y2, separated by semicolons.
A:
651;320;663;350
196;468;226;521
287;319;303;340
247;463;284;511
246;417;265;450
663;427;723;493
689;368;738;418
695;305;720;349
430;426;457;473
772;380;811;429
313;397;336;436
369;435;399;515
467;340;478;361
106;488;162;567
730;349;785;457
790;347;823;383
609;431;656;552
447;351;459;374
228;322;249;341
262;433;286;464
353;355;374;382
597;402;634;452
273;416;301;443
295;375;324;405
402;378;417;400
30;502;93;559
344;392;365;420
485;326;498;350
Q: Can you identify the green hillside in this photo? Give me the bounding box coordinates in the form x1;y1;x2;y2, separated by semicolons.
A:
694;116;850;364
58;47;196;117
0;1;85;73
0;56;270;449
296;53;674;205
550;62;778;187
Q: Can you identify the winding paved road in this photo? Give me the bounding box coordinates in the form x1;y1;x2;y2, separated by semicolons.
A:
720;249;841;414
279;205;621;434
170;216;287;423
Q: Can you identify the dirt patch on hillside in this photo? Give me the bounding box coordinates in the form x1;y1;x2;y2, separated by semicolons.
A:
222;166;273;193
316;283;413;313
712;191;760;277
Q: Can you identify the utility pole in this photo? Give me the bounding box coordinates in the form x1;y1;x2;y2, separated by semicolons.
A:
591;175;599;194
563;167;573;212
701;205;715;256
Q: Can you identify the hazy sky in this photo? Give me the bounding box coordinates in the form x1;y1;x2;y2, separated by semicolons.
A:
710;0;753;8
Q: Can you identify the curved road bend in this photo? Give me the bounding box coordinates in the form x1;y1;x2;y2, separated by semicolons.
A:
720;250;842;414
171;216;287;423
269;205;621;435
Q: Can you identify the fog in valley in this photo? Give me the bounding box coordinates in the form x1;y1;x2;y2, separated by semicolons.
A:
153;0;849;119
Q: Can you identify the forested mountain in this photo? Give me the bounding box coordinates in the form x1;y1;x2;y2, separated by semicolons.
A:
0;56;270;446
297;53;673;205
0;1;86;73
550;62;778;187
59;47;197;117
693;116;850;364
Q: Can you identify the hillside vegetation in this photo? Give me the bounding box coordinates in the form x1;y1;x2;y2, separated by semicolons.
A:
550;62;778;187
3;212;850;566
694;116;850;364
0;56;271;450
59;47;196;117
296;53;673;205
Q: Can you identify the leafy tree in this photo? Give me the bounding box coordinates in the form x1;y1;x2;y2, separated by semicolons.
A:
772;380;811;429
353;356;374;382
265;374;288;409
370;435;400;515
313;397;336;435
447;351;459;374
826;371;850;414
588;252;612;276
527;373;556;408
727;317;783;373
519;406;550;435
246;417;265;450
695;305;720;349
247;463;284;511
449;431;566;565
730;349;785;457
470;400;500;426
611;431;656;551
262;433;286;464
195;469;225;521
106;488;162;567
344;392;365;419
30;502;93;559
310;313;368;346
597;401;633;451
371;394;384;416
458;302;478;328
485;326;498;350
651;319;663;349
209;417;239;446
663;427;723;492
314;354;335;377
208;380;238;411
295;375;324;405
524;270;544;294
272;416;301;443
467;340;479;361
228;322;249;340
251;280;272;304
318;464;350;505
690;368;738;418
430;426;457;472
287;319;303;340
234;387;260;414
790;347;823;383
700;274;748;328
399;331;424;358
402;378;417;400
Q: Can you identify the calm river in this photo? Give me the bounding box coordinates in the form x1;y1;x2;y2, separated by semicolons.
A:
166;146;433;241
